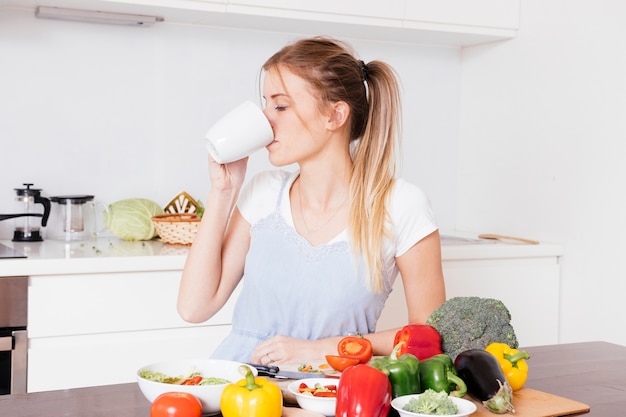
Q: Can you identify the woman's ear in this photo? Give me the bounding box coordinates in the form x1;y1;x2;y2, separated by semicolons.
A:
326;101;350;131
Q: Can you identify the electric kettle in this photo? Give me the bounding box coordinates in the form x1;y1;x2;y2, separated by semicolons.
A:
0;183;51;242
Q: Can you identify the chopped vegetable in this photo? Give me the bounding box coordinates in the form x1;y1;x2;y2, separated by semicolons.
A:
139;369;230;386
298;382;338;398
337;336;373;364
403;389;458;415
325;355;360;372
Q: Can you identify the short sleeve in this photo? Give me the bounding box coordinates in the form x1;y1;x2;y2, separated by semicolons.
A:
389;179;438;257
237;170;290;226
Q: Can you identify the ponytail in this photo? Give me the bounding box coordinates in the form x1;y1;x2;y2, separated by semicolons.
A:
349;60;400;292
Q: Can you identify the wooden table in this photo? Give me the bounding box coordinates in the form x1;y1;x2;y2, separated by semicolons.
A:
1;341;624;416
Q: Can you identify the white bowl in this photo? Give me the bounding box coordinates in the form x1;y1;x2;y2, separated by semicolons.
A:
391;393;477;417
136;358;256;415
287;377;340;417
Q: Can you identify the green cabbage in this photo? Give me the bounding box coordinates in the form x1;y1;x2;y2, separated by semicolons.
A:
103;198;164;241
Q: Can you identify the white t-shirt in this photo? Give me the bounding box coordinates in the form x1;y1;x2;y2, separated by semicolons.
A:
238;170;438;285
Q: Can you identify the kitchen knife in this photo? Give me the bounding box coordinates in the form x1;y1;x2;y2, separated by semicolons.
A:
248;364;338;379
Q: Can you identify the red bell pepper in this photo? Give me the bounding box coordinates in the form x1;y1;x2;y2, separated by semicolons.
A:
393;324;443;360
335;364;392;417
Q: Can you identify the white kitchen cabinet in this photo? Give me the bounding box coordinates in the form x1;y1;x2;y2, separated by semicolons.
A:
377;241;562;347
405;0;520;32
4;0;520;46
229;0;405;23
27;270;240;392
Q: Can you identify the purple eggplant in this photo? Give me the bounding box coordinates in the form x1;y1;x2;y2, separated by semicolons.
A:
454;349;515;414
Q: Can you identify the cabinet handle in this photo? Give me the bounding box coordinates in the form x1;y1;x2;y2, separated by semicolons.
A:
0;336;13;351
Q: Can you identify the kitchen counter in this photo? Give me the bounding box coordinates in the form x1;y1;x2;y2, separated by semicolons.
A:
1;341;623;416
0;235;563;277
3;234;564;392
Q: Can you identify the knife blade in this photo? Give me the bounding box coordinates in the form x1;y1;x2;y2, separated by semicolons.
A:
248;364;338;380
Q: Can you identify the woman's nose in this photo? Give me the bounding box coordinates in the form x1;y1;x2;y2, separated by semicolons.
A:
262;107;274;127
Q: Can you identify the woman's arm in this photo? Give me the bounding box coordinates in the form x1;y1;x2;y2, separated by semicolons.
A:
176;158;252;323
368;229;446;356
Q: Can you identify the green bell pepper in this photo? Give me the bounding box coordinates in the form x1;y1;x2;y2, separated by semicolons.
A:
369;342;420;398
419;354;467;397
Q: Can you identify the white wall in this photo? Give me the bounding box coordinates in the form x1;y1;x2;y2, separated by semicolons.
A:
0;8;460;239
458;0;626;346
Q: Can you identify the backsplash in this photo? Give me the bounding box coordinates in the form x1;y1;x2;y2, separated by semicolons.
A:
1;8;461;239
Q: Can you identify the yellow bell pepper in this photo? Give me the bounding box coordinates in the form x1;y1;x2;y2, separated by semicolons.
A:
485;342;530;391
220;365;283;417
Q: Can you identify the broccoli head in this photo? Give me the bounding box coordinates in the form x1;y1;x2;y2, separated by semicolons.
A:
426;296;518;361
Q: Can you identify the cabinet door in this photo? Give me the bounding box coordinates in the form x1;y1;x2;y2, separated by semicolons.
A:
405;0;520;30
442;259;560;346
28;326;232;392
29;271;240;337
377;257;560;347
230;0;405;22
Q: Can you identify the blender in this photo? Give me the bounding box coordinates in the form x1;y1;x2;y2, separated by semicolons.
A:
0;183;51;242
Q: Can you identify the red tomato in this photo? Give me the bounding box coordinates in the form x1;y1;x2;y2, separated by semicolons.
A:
325;355;360;372
150;392;202;417
337;336;373;364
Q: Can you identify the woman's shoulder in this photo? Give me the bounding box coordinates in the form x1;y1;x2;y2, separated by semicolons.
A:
245;169;297;193
390;178;431;209
238;169;297;223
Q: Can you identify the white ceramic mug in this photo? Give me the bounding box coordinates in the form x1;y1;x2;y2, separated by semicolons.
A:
204;101;274;163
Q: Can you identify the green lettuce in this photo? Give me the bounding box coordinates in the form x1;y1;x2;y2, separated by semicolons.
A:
103;198;164;241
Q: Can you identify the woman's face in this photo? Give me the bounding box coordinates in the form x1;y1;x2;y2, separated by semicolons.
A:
262;66;333;167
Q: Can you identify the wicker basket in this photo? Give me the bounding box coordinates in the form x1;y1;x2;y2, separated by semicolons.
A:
152;213;201;246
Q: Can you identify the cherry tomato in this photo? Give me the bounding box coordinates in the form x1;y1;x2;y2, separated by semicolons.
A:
337;336;373;364
325;355;360;372
150;392;202;417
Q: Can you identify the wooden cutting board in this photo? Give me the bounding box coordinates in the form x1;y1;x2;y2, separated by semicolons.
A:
281;387;589;417
469;388;590;417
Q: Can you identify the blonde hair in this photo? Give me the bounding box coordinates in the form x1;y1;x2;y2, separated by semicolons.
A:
263;37;401;292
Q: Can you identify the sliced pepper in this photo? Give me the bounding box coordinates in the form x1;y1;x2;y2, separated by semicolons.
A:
419;354;467;397
220;365;282;417
335;364;392;417
369;341;420;399
393;324;443;360
485;342;530;391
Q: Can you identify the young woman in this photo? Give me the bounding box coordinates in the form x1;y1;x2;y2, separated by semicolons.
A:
177;36;445;365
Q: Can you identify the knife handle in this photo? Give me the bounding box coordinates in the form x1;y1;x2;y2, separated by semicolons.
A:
248;363;279;376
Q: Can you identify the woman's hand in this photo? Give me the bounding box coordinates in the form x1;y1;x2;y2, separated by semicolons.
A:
250;335;340;365
208;155;249;193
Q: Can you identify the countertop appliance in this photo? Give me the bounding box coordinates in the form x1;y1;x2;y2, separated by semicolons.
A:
0;184;50;242
0;275;28;395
